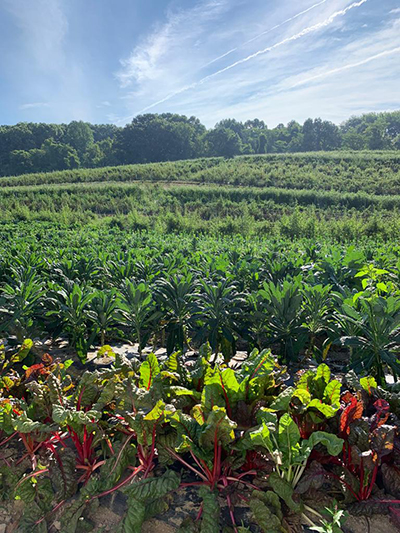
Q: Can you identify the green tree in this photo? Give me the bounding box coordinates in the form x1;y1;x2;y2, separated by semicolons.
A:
65;121;94;156
42;139;80;171
205;128;243;158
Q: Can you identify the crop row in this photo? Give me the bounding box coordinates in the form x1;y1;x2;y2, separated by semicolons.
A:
1;151;400;195
1;340;399;531
2;237;400;384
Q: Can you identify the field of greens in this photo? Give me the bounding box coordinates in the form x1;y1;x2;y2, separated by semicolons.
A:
1;152;400;240
1;153;400;532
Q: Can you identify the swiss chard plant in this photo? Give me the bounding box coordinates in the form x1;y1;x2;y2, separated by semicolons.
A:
289;364;342;438
167;405;258;531
199;348;284;427
329;390;398;504
246;410;343;527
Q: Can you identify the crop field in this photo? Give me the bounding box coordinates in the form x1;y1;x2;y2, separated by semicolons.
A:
1;152;400;532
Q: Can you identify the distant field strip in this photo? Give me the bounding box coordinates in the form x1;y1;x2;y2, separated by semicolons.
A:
2;180;400;213
1;152;399;195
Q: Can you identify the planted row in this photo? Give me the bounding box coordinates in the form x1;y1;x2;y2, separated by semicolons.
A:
2;252;400;384
1;342;399;531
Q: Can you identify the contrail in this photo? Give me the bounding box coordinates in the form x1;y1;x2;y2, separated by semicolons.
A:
137;0;368;115
287;46;400;89
203;0;330;69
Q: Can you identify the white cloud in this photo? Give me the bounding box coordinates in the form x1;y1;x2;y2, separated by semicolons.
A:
286;46;400;89
134;0;368;115
390;8;400;14
117;0;232;88
19;102;50;110
183;15;400;126
202;0;330;68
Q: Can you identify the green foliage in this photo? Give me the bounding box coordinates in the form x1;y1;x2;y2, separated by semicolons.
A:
249;490;286;533
120;470;180;532
339;295;400;385
258;278;305;362
2;111;400;178
310;503;348;533
198;487;220;533
289;364;342;436
248;411;343;488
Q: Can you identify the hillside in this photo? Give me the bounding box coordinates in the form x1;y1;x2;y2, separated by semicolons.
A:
1;151;400;239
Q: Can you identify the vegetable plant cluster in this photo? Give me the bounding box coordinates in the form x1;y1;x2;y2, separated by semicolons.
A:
1;340;400;532
1;232;400;530
2;233;400;385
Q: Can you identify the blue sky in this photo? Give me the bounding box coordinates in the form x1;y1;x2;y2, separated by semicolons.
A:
1;0;399;127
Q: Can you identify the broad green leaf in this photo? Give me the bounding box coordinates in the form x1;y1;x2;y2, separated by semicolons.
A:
307;399;337;419
301;431;344;462
315;364;331;384
269;387;294;411
323;380;341;405
249;490;285;533
170;386;201;400
292;388;311;405
256;409;278;432
198;487;220;533
9;339;33;366
169;411;202;452
139;353;160;390
199;407;236;450
248;422;273;452
144;400;165;421
192;404;205;425
123;469;180;501
13;413;51;434
360;376;377;394
268;472;302;512
277;414;300;465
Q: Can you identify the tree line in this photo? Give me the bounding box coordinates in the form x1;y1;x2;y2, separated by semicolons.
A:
1;110;399;177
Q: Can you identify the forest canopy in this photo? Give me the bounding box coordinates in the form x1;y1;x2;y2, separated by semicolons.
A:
1;110;400;177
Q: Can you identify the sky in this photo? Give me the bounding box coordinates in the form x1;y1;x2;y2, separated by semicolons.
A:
0;0;399;128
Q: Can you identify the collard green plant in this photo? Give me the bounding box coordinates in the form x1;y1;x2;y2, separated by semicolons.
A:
47;282;96;363
0;266;45;342
258;278;306;362
155;274;197;354
87;289;121;346
338;296;400;385
119;281;160;354
194;279;246;361
301;284;337;361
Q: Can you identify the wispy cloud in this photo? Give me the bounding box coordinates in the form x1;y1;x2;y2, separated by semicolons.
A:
19;102;50;110
287;46;400;89
117;0;232;88
202;0;331;69
185;13;400;126
136;0;368;115
97;101;112;108
2;0;399;126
